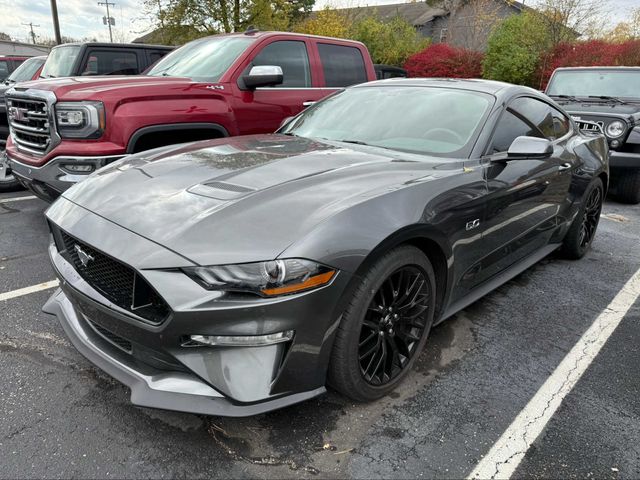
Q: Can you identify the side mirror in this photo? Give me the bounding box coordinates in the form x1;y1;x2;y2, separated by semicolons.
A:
507;136;553;159
242;65;283;90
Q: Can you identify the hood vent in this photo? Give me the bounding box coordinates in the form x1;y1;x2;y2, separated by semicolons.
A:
188;181;257;200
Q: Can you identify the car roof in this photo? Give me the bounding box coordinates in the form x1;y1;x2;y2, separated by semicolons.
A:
554;66;640;71
353;77;534;96
53;42;173;50
198;30;368;47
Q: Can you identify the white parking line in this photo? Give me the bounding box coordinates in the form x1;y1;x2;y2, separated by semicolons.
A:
0;195;37;204
468;266;640;480
0;280;59;302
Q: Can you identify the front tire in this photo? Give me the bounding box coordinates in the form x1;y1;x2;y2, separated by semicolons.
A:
328;246;436;402
560;177;604;260
615;170;640;205
0;152;22;192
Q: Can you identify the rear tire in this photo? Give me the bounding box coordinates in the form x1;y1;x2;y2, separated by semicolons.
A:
328;245;436;402
560;177;603;260
615;169;640;205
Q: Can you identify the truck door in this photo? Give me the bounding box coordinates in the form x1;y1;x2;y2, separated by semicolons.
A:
231;39;327;135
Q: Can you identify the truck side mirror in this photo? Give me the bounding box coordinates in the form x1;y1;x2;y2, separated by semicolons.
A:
242;65;283;90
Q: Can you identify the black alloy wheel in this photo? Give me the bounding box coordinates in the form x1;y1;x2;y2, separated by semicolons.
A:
358;266;430;386
328;245;436;402
579;185;602;249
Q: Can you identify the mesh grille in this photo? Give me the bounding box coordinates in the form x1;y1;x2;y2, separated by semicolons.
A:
87;320;133;353
59;230;169;324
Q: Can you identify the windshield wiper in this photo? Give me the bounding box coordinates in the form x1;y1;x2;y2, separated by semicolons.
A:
588;95;629;105
549;94;580;102
337;139;371;146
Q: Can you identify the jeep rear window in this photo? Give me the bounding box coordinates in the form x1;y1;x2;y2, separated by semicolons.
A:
41;45;81;78
547;70;640;99
147;36;254;82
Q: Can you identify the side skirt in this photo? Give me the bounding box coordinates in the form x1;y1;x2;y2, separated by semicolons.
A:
437;243;561;324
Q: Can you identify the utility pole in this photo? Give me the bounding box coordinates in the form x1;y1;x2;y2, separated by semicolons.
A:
22;22;40;44
50;0;62;44
98;1;116;42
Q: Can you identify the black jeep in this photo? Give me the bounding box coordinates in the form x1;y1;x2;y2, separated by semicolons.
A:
546;67;640;204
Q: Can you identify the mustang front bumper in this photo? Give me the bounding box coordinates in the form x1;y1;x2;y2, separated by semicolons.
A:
43;198;349;416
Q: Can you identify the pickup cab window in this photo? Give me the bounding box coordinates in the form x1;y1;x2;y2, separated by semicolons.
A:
250;41;311;88
81;50;139;75
317;43;367;87
0;61;8;81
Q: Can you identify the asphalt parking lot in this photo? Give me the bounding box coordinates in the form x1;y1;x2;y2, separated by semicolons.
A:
1;190;639;479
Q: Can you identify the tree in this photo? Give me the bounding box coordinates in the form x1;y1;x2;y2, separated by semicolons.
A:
0;32;11;41
293;6;351;38
445;0;508;51
607;8;640;42
533;0;611;44
404;43;484;78
349;15;429;66
483;11;552;86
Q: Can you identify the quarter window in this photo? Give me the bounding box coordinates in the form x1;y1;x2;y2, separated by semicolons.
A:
551;109;571;138
251;41;311;88
317;43;368;87
510;97;556;139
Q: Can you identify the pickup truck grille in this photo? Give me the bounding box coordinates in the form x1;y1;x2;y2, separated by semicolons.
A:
7;97;51;154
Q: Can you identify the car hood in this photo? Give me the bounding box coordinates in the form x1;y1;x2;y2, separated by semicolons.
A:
61;135;452;266
11;75;195;100
556;100;640;122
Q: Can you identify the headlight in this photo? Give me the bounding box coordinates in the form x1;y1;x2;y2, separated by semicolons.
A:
605;120;626;138
55;101;105;139
183;259;337;297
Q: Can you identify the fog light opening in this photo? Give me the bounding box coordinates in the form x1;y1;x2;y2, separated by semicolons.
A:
182;330;295;347
63;164;95;173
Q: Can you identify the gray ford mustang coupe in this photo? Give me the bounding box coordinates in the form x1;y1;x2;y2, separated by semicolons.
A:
43;79;608;416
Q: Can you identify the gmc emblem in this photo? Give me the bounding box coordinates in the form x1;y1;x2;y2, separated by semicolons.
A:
8;106;28;122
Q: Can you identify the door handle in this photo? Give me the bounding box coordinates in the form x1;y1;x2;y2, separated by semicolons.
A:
559;162;572;171
302;101;316;107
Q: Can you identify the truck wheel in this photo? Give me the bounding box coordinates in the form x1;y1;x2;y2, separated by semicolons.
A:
0;152;22;192
616;170;640;205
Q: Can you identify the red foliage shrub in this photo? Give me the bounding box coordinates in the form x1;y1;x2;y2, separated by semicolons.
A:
538;40;640;89
404;43;484;79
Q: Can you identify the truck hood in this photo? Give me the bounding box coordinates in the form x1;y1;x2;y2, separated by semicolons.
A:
555;100;640;122
12;75;196;100
60;134;451;266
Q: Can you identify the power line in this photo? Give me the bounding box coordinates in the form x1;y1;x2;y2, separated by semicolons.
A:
98;1;116;42
22;22;40;44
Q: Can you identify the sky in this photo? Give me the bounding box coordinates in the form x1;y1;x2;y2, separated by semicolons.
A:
0;0;639;44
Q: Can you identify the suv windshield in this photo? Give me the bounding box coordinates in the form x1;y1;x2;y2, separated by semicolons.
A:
282;86;493;157
547;70;640;100
146;36;254;82
6;57;45;83
40;45;81;78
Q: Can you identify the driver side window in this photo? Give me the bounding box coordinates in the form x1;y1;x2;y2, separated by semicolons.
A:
489;110;544;154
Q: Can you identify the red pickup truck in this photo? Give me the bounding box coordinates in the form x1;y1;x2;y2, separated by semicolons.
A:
5;31;376;201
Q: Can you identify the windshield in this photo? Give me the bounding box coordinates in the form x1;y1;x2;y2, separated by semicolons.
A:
6;57;45;83
147;36;254;82
282;86;493;157
547;70;640;99
40;45;81;78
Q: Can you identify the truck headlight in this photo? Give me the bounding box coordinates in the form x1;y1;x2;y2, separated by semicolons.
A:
605;120;625;138
183;259;337;297
55;101;105;139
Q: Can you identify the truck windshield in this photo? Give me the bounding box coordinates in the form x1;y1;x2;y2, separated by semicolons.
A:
40;45;81;78
281;86;492;158
146;36;255;82
6;57;45;83
547;70;640;100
